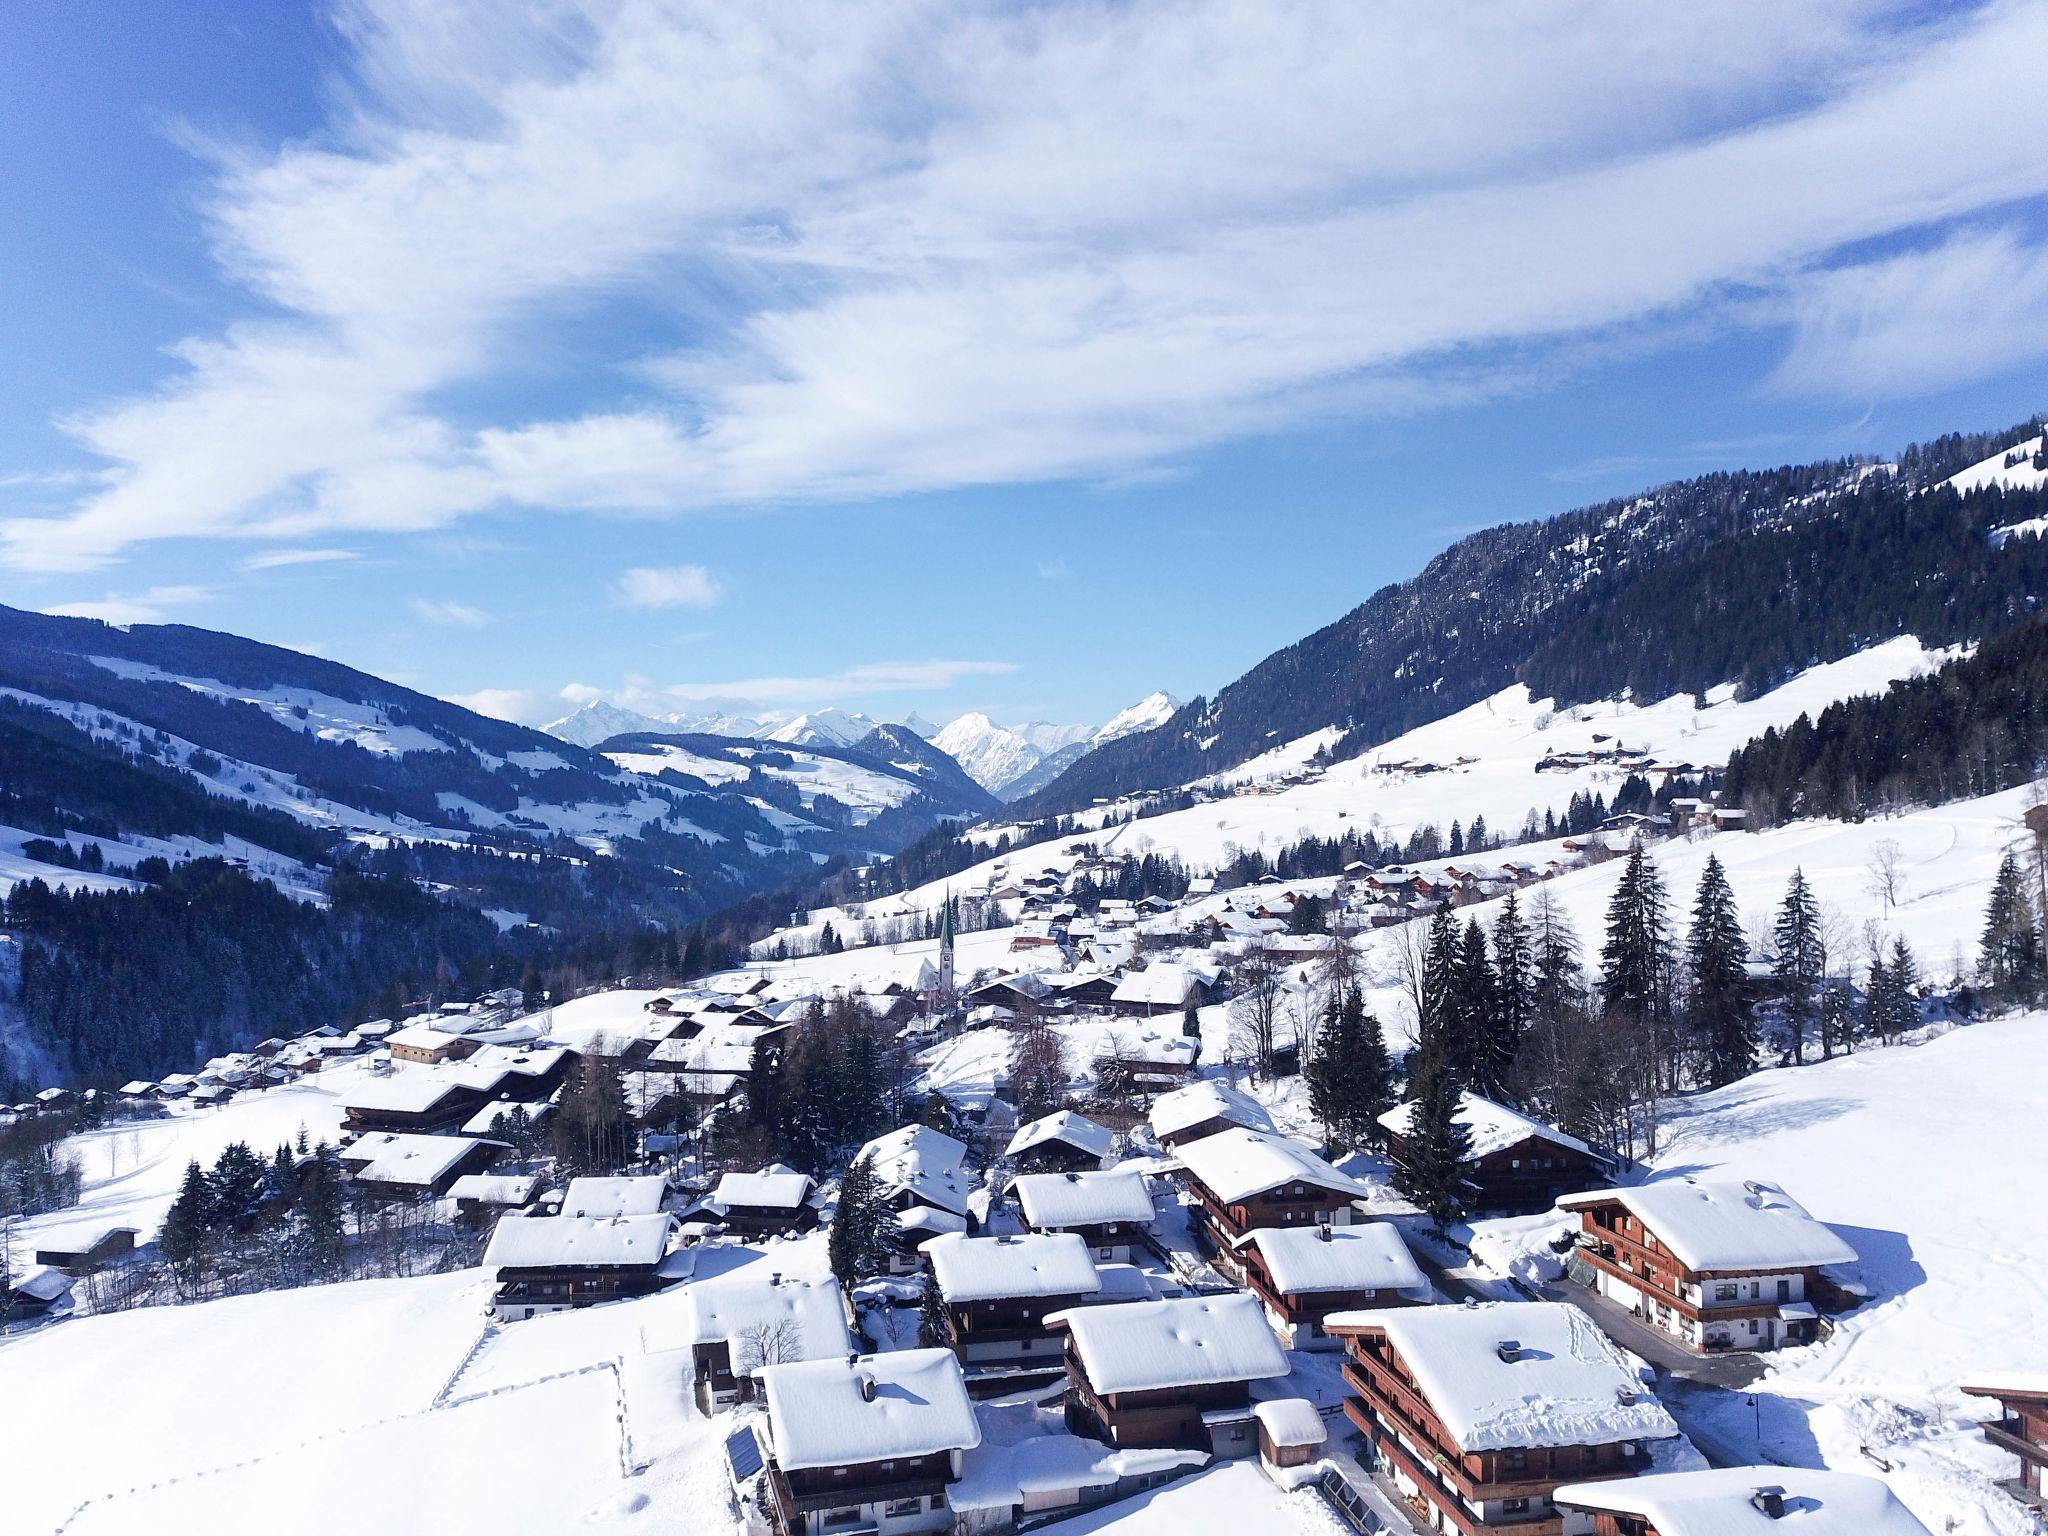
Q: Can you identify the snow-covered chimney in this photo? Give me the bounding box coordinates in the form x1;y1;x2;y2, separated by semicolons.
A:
1750;1487;1786;1518
1495;1339;1521;1362
859;1373;878;1403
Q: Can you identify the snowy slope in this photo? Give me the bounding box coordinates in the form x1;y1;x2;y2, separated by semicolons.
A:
1093;691;1181;744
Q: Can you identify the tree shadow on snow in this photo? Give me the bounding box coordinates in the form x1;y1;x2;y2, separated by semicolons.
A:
1826;1223;1923;1305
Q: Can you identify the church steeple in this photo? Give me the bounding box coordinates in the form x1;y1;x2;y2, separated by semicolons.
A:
937;885;956;997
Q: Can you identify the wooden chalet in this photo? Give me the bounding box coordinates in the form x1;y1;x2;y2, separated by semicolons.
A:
339;1132;506;1198
1146;1080;1276;1150
923;1232;1101;1387
1379;1092;1611;1214
1231;1221;1428;1350
1254;1398;1328;1473
1961;1377;2048;1507
385;1022;480;1065
1556;1180;1857;1353
480;1208;687;1321
686;1165;820;1238
1171;1126;1373;1278
684;1271;851;1412
757;1349;980;1536
33;1224;138;1276
1049;1293;1289;1458
1005;1110;1113;1173
1553;1466;1935;1535
1011;1169;1156;1262
1329;1301;1678;1536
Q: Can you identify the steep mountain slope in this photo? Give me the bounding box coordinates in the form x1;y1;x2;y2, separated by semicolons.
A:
933;692;1182;798
1015;420;2048;817
542;699;765;745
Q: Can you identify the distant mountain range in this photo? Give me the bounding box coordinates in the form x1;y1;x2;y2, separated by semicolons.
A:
932;691;1181;798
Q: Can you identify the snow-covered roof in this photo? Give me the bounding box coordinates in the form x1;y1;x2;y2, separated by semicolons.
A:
1174;1127;1374;1205
1323;1301;1678;1453
1012;1170;1155;1229
761;1348;980;1471
1379;1091;1595;1162
1047;1294;1290;1395
1557;1179;1857;1272
1110;963;1201;1008
560;1174;667;1218
683;1272;852;1358
924;1232;1101;1304
447;1173;539;1205
345;1132;496;1187
952;1437;1205;1512
12;1267;74;1303
859;1124;972;1215
481;1212;673;1271
712;1168;813;1210
337;1074;470;1114
1006;1109;1113;1163
1552;1467;1933;1534
1234;1222;1428;1298
1147;1081;1276;1142
1252;1398;1328;1448
462;1099;554;1136
385;1022;469;1051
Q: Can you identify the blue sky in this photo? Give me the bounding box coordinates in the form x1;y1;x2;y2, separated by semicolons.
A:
5;1;2048;731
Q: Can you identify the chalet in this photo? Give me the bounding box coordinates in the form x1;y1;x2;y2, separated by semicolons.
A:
559;1173;668;1217
970;973;1055;1011
888;1205;970;1274
861;1125;974;1221
386;1021;481;1065
758;1348;981;1536
341;1132;506;1198
1330;1300;1678;1536
447;1172;541;1218
685;1271;852;1411
923;1232;1102;1386
1553;1465;1934;1535
949;1435;1204;1531
1005;1110;1114;1173
1049;1293;1289;1458
1379;1092;1611;1214
463;1098;556;1139
5;1266;75;1323
33;1225;138;1276
1231;1222;1428;1350
1961;1377;2048;1505
687;1166;820;1238
1557;1180;1858;1353
481;1208;685;1321
1172;1127;1373;1274
1109;964;1208;1017
1011;1170;1156;1262
1147;1080;1277;1150
1052;972;1119;1010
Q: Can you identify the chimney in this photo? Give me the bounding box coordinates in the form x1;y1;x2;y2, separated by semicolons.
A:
1750;1487;1786;1518
769;1272;782;1286
1318;1223;1333;1243
859;1373;878;1403
1495;1340;1521;1363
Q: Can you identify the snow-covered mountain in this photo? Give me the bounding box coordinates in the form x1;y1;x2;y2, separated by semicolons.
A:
762;708;891;748
542;699;765;746
933;693;1182;798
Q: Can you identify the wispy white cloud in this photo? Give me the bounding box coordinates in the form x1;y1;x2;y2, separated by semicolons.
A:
6;1;2048;571
43;585;213;626
1770;226;2048;399
445;686;549;722
612;562;725;609
407;597;492;628
241;546;360;571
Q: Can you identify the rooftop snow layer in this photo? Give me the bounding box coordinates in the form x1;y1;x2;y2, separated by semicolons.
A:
952;1436;1205;1512
860;1124;972;1215
1173;1127;1374;1205
1558;1179;1857;1272
712;1169;813;1209
1380;1091;1595;1162
1234;1222;1428;1298
924;1232;1102;1303
1252;1398;1328;1448
1047;1293;1290;1395
559;1174;667;1217
1552;1466;1933;1534
1324;1301;1678;1453
761;1348;980;1471
480;1211;672;1270
1147;1080;1276;1143
1013;1170;1156;1229
683;1271;852;1358
1006;1109;1114;1162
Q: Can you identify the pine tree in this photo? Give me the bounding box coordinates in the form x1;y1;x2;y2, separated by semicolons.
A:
1980;851;2045;1008
1877;937;1920;1042
299;1142;348;1278
1418;907;1461;1068
1452;918;1502;1099
1601;845;1674;1092
1393;1050;1472;1230
918;1272;950;1348
1489;893;1533;1087
159;1160;216;1297
1307;986;1394;1150
1686;855;1755;1087
829;1153;884;1291
1773;868;1823;1063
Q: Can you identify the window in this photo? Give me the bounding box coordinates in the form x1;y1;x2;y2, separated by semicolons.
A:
883;1498;922;1517
1715;1283;1738;1301
1503;1498;1530;1514
1501;1451;1528;1473
1777;1278;1791;1301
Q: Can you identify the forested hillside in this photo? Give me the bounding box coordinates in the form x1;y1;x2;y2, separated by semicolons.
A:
1017;420;2045;814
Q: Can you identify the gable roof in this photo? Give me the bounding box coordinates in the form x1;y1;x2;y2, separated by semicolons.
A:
1005;1109;1113;1163
712;1168;814;1210
1379;1091;1596;1162
761;1348;980;1470
481;1212;673;1271
1174;1127;1374;1205
1147;1080;1276;1143
1552;1467;1933;1535
561;1174;668;1218
1013;1169;1156;1229
1557;1179;1857;1272
1325;1301;1678;1453
860;1124;972;1216
1047;1293;1289;1395
683;1271;852;1358
1234;1222;1428;1298
923;1232;1101;1303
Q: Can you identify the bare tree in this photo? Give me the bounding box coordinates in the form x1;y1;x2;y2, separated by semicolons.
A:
1228;946;1284;1081
735;1318;804;1375
1865;839;1907;914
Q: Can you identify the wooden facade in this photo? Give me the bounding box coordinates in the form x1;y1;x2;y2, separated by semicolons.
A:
1962;1382;2048;1502
1334;1325;1651;1536
1185;1178;1357;1279
1563;1196;1826;1353
939;1288;1092;1381
1062;1360;1257;1456
1238;1241;1421;1349
768;1451;957;1536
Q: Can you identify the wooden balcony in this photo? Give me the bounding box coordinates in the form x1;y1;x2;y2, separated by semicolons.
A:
1984;1417;2048;1468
